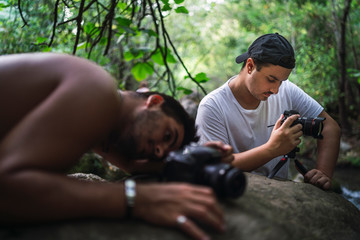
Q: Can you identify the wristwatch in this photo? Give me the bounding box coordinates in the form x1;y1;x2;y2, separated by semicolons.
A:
125;179;136;218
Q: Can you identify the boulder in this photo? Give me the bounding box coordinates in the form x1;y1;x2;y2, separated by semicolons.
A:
1;173;359;240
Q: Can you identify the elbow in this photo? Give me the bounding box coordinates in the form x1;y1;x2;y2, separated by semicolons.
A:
322;117;341;140
330;120;341;140
0;168;13;222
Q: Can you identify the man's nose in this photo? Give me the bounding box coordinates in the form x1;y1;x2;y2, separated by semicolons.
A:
154;144;165;158
270;85;280;94
270;82;281;94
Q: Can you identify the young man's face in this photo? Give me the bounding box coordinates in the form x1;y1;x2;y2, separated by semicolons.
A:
247;63;292;101
118;108;184;162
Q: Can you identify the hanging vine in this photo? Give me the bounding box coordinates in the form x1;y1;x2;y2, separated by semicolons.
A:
15;0;207;96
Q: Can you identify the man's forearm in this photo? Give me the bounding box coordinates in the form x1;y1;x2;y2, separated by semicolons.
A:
0;170;126;223
232;143;277;171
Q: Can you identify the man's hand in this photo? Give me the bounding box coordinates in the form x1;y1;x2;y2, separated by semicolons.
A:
203;141;234;164
134;183;225;240
267;114;303;157
304;169;331;190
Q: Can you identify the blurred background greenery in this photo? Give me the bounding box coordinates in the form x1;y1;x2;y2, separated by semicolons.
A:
1;0;359;169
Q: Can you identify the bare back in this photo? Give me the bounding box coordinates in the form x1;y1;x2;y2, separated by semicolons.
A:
0;53;121;172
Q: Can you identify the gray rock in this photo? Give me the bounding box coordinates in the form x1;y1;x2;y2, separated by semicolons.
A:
1;173;359;240
179;91;203;119
68;173;107;182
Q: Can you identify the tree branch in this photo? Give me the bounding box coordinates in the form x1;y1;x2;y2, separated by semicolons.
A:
17;0;28;28
73;0;86;54
49;0;60;47
104;0;118;55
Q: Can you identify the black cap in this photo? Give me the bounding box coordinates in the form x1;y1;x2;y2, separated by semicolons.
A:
235;33;295;69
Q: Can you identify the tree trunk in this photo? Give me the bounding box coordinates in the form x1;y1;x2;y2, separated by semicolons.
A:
331;0;352;135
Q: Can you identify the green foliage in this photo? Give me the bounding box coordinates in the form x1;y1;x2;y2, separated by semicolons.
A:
1;0;360;121
348;68;360;84
68;153;105;177
151;48;177;65
68;152;128;181
0;0;198;96
346;156;360;167
131;62;154;81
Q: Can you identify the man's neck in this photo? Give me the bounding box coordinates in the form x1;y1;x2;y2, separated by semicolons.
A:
229;74;260;110
115;91;143;130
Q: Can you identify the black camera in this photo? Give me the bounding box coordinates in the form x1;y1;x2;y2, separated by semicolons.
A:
281;110;326;139
163;146;246;199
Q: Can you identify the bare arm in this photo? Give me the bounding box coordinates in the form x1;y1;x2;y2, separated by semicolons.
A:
304;111;341;190
232;114;303;171
0;53;123;221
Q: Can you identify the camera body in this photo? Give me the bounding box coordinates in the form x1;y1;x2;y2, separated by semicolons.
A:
163;146;246;199
281;110;326;139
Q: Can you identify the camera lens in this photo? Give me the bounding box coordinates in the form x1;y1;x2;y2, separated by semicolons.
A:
223;167;247;198
202;163;246;199
300;117;325;139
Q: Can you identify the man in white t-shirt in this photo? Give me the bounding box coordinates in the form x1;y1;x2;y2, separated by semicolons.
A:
196;33;341;190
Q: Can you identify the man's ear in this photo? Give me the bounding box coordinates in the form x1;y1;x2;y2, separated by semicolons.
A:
246;58;255;74
146;94;164;108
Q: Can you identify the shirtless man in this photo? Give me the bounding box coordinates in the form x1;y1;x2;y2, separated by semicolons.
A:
0;53;233;240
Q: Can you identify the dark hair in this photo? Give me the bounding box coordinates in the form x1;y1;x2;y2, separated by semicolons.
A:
137;91;199;148
241;57;271;71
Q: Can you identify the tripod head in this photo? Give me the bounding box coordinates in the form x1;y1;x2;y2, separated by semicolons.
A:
287;147;299;159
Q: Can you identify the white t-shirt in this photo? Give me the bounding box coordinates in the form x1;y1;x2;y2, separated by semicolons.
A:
195;76;324;178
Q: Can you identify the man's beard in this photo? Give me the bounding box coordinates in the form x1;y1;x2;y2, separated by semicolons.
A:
116;133;139;160
115;110;163;162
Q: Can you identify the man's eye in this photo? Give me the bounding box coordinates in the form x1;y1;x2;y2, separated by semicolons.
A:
164;131;171;142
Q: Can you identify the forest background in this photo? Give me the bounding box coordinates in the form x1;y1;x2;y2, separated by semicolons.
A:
0;0;359;168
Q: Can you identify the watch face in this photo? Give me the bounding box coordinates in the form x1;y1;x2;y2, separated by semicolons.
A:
125;179;136;206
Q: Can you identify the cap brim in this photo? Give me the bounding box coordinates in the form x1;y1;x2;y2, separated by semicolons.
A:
235;52;249;64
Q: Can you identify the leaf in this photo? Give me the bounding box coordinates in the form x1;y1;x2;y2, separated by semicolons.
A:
99;37;107;45
177;87;193;95
141;29;158;37
167;53;177;63
194;72;209;83
151;48;177;65
77;41;87;49
131;62;154;81
0;3;10;8
125;47;151;62
151;51;164;65
115;17;132;27
175;6;189;14
124;51;135;61
121;26;136;35
36;37;48;44
84;22;95;34
41;46;52;52
162;3;172;11
174;0;185;4
117;2;127;10
161;0;170;4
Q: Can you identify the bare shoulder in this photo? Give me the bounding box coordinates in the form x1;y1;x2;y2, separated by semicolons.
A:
0;52;118;100
0;53;120;138
1;52;114;84
0;53;121;169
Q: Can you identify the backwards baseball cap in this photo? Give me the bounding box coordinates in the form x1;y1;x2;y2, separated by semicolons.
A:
235;33;295;69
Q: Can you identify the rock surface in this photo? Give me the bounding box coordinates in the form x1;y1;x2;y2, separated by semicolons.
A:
1;173;359;240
